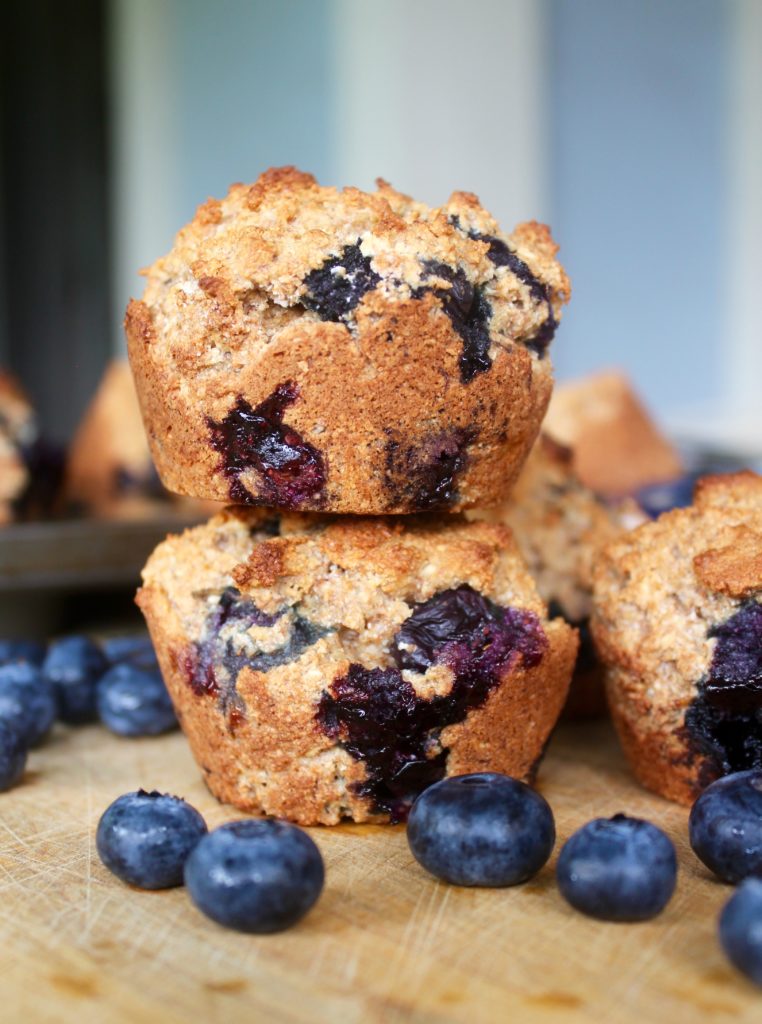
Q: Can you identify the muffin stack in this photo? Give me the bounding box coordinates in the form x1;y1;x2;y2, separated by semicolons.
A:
127;167;578;824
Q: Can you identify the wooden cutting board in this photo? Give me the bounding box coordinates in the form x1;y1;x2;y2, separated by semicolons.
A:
0;719;758;1023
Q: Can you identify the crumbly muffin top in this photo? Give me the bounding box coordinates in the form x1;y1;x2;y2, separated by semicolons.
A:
135;166;569;383
592;471;762;710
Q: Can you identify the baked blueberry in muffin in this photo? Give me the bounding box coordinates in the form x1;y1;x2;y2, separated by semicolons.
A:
592;471;762;803
126;167;570;514
137;509;577;824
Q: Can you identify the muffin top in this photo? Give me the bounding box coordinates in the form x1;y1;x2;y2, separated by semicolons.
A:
132;166;569;386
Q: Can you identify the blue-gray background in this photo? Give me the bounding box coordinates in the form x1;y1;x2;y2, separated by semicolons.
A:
109;0;747;428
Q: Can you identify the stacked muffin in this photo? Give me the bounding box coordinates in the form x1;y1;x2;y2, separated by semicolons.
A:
127;167;578;824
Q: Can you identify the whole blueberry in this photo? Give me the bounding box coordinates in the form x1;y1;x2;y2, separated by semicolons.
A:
101;634;159;672
719;877;762;986
185;820;325;933
0;721;27;791
0;661;57;746
689;771;762;883
0;639;46;667
97;663;177;737
556;814;677;921
96;790;207;889
406;773;555;887
43;636;107;724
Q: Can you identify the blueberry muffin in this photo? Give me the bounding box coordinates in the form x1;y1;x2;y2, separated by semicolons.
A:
544;371;682;498
64;361;166;518
0;370;36;524
137;510;578;824
126;167;570;515
471;435;643;716
592;471;762;803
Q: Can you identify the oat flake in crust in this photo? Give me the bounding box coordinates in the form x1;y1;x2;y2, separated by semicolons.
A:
592;471;762;804
138;509;577;824
125;167;570;515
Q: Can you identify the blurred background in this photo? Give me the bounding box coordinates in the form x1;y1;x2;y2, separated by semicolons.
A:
2;0;760;450
0;0;760;634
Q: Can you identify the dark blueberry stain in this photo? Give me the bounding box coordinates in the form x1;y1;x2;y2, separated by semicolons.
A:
449;216;558;357
316;585;547;821
384;427;474;512
207;382;326;509
684;602;762;783
183;587;328;720
414;261;493;383
302;242;381;322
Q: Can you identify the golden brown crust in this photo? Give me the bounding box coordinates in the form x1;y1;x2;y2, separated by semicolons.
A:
693;525;762;599
544;370;682;497
138;508;577;824
126;167;569;514
591;471;762;804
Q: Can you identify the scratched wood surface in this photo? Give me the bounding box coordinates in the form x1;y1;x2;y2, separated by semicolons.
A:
0;719;758;1023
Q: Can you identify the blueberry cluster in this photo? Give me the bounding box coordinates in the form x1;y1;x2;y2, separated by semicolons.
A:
0;631;178;790
96;791;324;934
90;764;762;974
407;769;762;986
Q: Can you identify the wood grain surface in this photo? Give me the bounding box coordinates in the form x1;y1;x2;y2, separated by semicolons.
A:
0;719;758;1023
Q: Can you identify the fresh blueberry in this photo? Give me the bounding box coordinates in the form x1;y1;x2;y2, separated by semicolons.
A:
0;639;46;666
406;773;555;887
101;634;158;671
719;877;762;986
184;819;325;933
96;790;207;889
689;770;762;883
0;661;57;746
97;663;177;737
0;721;27;791
556;814;677;921
42;635;108;724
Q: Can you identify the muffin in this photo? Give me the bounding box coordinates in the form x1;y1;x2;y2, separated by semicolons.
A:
64;361;166;518
471;435;642;716
0;370;36;524
138;510;578;824
544;370;682;498
592;471;762;804
126;166;570;515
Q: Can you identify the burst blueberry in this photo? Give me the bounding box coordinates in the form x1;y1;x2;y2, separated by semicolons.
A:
0;661;57;746
97;663;177;737
689;770;762;883
719;877;762;986
556;814;677;921
0;721;27;792
406;773;555;887
42;635;107;724
184;819;325;933
96;790;207;889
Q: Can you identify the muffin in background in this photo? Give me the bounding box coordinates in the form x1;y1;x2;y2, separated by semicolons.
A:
470;435;643;716
544;370;682;498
